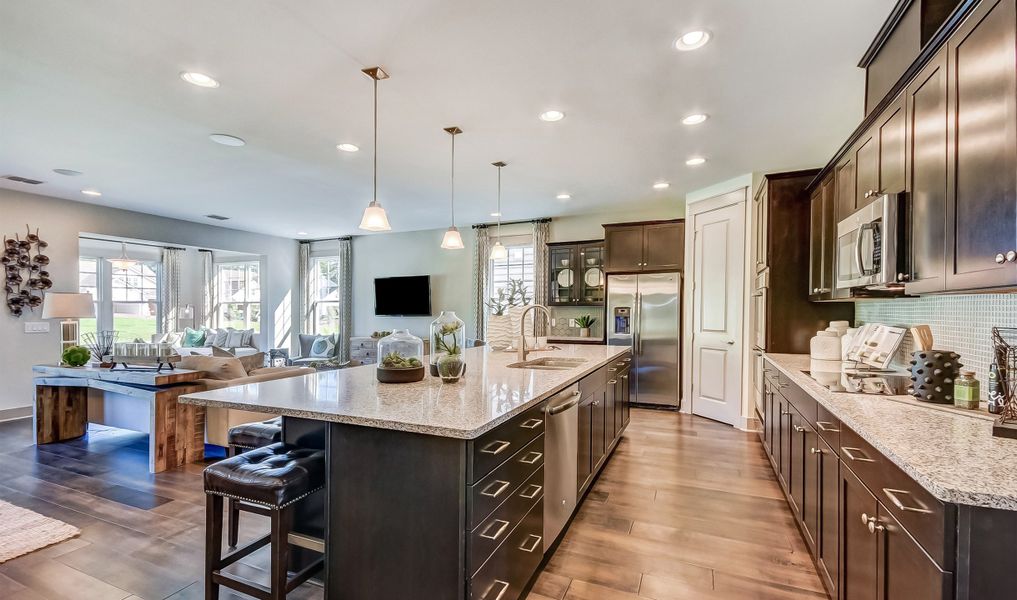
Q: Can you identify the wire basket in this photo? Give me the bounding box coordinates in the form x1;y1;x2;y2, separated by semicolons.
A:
991;327;1017;423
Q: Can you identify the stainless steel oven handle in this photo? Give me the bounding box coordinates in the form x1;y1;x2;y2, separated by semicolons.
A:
854;227;866;278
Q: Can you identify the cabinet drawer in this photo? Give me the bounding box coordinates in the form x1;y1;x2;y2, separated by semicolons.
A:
580;365;609;400
468;402;547;484
840;426;954;570
815;404;841;451
349;338;377;350
470;500;544;600
469;466;543;575
350;348;377;358
762;359;784;387
469;435;544;528
781;380;817;426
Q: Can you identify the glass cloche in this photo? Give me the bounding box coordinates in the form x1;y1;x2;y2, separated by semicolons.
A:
430;310;466;382
376;329;425;383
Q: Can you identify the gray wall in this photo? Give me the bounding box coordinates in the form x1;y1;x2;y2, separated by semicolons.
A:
0;188;299;414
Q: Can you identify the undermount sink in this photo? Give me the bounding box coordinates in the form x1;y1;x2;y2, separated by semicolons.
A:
507;357;588;370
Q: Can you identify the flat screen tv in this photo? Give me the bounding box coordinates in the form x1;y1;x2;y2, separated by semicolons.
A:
374;275;432;317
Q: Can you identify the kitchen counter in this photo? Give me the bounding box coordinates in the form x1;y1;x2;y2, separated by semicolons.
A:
766;353;1017;510
180;343;628;439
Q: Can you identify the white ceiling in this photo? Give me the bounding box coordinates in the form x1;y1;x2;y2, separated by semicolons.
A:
0;0;891;238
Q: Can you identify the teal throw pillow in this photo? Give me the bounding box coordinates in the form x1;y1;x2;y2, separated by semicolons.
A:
182;327;206;348
309;335;335;358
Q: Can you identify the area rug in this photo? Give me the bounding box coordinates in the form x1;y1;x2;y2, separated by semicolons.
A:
0;499;80;563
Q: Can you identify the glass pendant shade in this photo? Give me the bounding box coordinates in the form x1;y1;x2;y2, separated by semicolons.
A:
359;200;391;231
441;226;465;250
490;240;508;260
110;242;135;270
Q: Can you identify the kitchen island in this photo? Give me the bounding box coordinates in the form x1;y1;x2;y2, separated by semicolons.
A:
181;343;632;600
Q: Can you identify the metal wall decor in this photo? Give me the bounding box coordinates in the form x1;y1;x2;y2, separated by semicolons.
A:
4;225;52;317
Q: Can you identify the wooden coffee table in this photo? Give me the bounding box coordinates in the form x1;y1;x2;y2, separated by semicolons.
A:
32;364;206;473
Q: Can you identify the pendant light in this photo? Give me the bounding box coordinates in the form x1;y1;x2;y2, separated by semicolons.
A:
489;161;508;260
109;242;136;270
440;126;465;250
358;67;392;232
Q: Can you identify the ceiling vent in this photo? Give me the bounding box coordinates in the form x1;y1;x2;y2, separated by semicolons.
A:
205;214;230;221
2;175;44;185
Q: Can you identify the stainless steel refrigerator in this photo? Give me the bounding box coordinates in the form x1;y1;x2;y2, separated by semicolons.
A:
607;273;681;408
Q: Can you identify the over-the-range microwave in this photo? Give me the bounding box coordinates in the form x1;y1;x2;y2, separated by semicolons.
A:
835;193;907;293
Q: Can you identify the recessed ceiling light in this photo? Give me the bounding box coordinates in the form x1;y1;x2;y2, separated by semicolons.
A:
490;212;502;217
675;30;711;51
81;189;102;197
180;71;220;88
209;134;246;147
686;157;707;166
297;231;309;236
556;193;571;200
539;110;566;122
53;168;82;176
653;182;671;190
337;143;359;152
681;113;709;125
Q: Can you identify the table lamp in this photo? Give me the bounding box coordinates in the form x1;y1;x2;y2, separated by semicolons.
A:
42;292;95;352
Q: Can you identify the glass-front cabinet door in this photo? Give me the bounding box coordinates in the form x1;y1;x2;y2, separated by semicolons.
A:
549;245;577;305
578;243;605;304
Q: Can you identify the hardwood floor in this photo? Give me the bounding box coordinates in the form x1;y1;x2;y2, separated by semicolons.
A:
0;409;824;600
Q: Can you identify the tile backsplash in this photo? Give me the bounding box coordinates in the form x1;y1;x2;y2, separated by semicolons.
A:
549;306;605;338
855;294;1017;399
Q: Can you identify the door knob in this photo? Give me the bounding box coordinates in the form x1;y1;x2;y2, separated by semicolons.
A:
997;253;1007;264
1008;250;1017;263
726;340;734;345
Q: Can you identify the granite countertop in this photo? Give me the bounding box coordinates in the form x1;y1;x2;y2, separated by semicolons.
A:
766;353;1017;510
180;344;629;439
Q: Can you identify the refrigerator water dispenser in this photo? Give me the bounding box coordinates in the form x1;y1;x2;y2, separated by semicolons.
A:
614;307;631;334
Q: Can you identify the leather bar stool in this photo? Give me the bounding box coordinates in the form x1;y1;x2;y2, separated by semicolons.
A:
204;443;325;600
225;417;283;547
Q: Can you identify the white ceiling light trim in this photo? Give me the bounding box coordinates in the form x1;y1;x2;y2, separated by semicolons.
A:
81;189;102;197
685;156;707;166
556;193;571;200
674;30;711;51
209;134;246;146
441;126;465;250
358;66;392;232
490;161;508;260
539;110;565;122
653;182;670;190
337;143;359;152
179;71;220;88
681;113;709;125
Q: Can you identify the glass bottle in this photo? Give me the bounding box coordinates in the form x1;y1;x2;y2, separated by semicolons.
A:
429;311;465;381
376;329;424;383
953;370;980;410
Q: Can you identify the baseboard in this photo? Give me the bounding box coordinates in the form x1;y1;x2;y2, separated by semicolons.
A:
0;406;32;423
737;414;761;432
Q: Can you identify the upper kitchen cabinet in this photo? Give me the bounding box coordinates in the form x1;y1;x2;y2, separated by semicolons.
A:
603;220;684;273
548;240;605;306
854;131;879;210
944;0;1017;291
878;95;907;197
808;174;837;300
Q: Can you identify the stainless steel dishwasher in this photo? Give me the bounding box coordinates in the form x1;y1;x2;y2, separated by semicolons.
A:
543;384;580;551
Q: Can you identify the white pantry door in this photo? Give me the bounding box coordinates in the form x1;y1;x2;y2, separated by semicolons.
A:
690;200;745;425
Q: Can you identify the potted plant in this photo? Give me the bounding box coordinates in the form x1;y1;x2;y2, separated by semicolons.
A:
486;279;530;350
430;312;466;382
576;314;596;338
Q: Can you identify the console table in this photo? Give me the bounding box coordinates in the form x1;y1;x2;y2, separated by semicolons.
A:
32;364;206;473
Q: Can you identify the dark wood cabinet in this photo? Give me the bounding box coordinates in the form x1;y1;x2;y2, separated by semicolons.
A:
548;240;604;306
777;393;791;491
808;175;838;300
591;388;606;470
855;132;880;210
842;465;879;600
603;220;684;273
880;504;953;600
945;0;1017;291
905;46;949;294
577;396;592;493
817;436;840;597
878;95;907;196
835;153;857;222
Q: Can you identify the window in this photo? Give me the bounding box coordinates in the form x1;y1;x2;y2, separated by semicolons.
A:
78;257;99;335
111;261;161;341
311;257;341;334
216;262;261;332
489;242;535;299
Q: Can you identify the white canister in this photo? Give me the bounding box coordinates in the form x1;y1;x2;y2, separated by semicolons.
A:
826;320;850;336
811;330;842;361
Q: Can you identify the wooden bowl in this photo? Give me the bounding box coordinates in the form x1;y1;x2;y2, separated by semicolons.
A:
377;366;425;383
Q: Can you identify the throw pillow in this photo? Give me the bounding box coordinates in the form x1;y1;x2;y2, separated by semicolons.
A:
224;328;246;348
202;328;218;347
164;331;183;346
211;346;235;358
182;327;206;347
309;335;335;358
240;328;255;347
238;352;266;374
178;355;247;381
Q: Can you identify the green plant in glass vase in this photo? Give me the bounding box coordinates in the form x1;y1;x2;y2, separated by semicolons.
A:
431;316;466;382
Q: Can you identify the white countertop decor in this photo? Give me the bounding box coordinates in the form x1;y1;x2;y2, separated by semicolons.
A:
767;353;1017;510
180;344;629;439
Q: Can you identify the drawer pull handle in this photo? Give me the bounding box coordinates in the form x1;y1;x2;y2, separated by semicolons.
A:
479;519;511;541
861;513;885;534
622;358;631;363
480;480;511;498
608;367;618;372
842;447;875;463
520;418;543;430
519;484;543;499
519;451;543;465
518;534;543;553
793;425;805;433
608;379;618;385
816;421;840;433
810;447;823;455
481;440;511;456
621;375;628;380
483;580;510;600
883;488;933;514
616;362;626;366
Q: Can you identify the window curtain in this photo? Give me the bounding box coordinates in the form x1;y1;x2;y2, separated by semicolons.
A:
532;220;550;335
199;249;215;327
160;248;182;333
336;237;353;361
473;226;491;340
298;241;312;335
